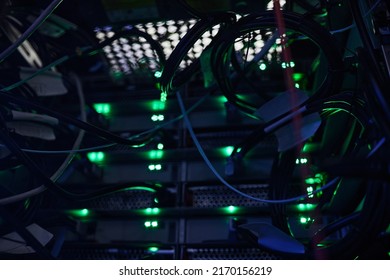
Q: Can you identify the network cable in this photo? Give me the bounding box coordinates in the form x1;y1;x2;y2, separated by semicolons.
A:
0;90;211;155
0;0;64;64
0;73;86;205
176;90;340;204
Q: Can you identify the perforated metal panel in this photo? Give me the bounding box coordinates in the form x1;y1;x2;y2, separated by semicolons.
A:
190;184;269;207
60;247;167;260
187;247;281;260
95;19;201;74
94;17;280;76
84;190;156;210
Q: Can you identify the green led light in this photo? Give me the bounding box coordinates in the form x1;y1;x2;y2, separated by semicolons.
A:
220;146;235;157
93;103;111;115
148;247;159;253
144;220;159;228
111;71;124;80
300;217;308;224
296;203;316;212
295;158;308;165
151;114;164;122
302;143;314;153
305;178;315;184
125;186;156;193
293;73;304;82
157;143;164;150
154;198;159;203
144;221;152;227
282;62;295;69
154;71;162;78
160;92;168;102
148;150;164;160
259;63;267;71
305;178;321;185
224;205;238;214
217;95;228;103
144;207;160;215
316;187;323;198
87;151;105;163
149;100;166;111
307;186;314;198
148;164;162;171
305;173;325;185
295;83;300;89
68;208;90;218
24;199;30;210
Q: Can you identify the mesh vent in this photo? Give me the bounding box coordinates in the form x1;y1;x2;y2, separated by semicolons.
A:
198;133;276;149
95;19;202;75
60;247;146;260
190;184;269;207
84;190;155;210
187;247;281;260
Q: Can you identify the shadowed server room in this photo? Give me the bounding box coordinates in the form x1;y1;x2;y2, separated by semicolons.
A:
0;0;389;260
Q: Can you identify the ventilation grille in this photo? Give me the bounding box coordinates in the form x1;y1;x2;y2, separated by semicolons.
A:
190;184;269;207
60;247;173;260
187;247;281;260
84;190;155;210
95;19;204;75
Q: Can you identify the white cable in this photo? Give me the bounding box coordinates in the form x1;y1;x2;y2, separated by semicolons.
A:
177;84;388;204
176;90;339;204
0;73;86;205
1;91;211;154
0;0;64;64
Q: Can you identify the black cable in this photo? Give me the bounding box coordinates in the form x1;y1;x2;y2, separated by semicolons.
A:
159;12;237;94
349;0;385;82
1;26;165;93
229;43;272;102
269;149;297;234
0;118;164;201
176;0;207;19
294;0;323;14
0;205;54;259
357;48;390;138
226;91;375;258
87;27;166;66
229;94;369;162
0;0;63;64
211;11;344;116
311;211;361;246
60;182;163;202
0;90;156;147
312;181;388;259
